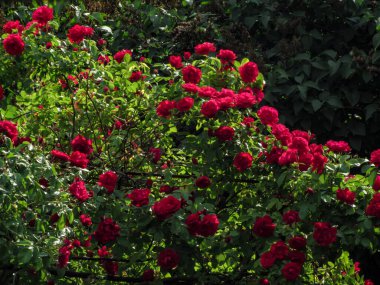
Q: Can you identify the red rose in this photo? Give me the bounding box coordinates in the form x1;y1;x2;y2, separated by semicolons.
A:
260;279;270;285
69;178;91;202
370;149;380;167
129;71;143;82
194;42;216;55
233;152;253;172
69;151;89;168
288;236;307;250
239;61;259;83
114;49;132;63
97;245;109;257
3;34;25;56
3;20;23;34
149;147;162;163
94;217;120;244
182;65;202;84
127;188;151;207
282;210;301;225
336;188;355;205
260;251;276;269
156;100;176;118
183;51;191;60
176;97;194;112
32;6;53;26
98;171;118;193
152;196;181;220
289;137;309;154
365;280;375;285
80;214;92;226
242;117;255;127
252;215;276;237
201;100;220;118
157;248;180;270
142;269;155;281
281;262;302;281
98;55;110;65
58;245;71;268
271;123;292;146
169;55;183;69
311;152;328;174
185;212;201;236
214;126;235;141
235;92;256;108
253;88;265;103
67;24;93;43
313;222;337;246
288;250;306;264
195;176;211;188
159;185;177;194
365;193;380;218
71;135;93;155
217;49;237;65
198;86;217;98
257;106;279;126
373;175;380;191
198;214;219;237
326;140;351;153
51;150;70;162
266;146;284;164
46;42;52;49
270;241;289;260
182;83;199;94
0;120;18;143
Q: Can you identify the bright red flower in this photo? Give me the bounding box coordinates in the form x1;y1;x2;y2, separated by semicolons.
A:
370;149;380;167
198;86;217;98
242;117;255;127
260;251;276;269
365;193;380;218
3;34;25;56
169;55;183;69
373;175;380;191
235;92;256;108
98;55;110;65
69;151;89;168
217;49;237;65
252;215;276;237
114;49;132;63
80;214;92;226
183;52;191;60
198;214;219;237
176;97;194;112
156;100;176;118
281;262;302;281
194;42;216;55
71;135;93;155
336;188;355;205
98;171;118;193
149;147;162;163
69;178;91;202
94;217;120;244
0;120;18;143
233;152;253;172
311;153;328;174
127;188;151;207
201;100;220;118
313;222;337;246
182;83;199;94
152;196;181;220
214;126;235;141
3;20;23;34
257;106;279;126
51;150;70;162
326;140;351;153
32;6;54;26
182;65;202;84
67;24;93;44
239;62;259;83
129;71;143;82
157;248;180;270
270;241;289;260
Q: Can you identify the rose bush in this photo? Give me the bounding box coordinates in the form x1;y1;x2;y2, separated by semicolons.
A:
0;5;379;285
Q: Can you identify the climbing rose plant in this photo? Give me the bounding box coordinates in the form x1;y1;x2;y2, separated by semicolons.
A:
0;5;379;285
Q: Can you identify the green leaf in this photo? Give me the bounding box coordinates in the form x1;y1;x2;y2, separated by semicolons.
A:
311;99;323;111
373;33;380;49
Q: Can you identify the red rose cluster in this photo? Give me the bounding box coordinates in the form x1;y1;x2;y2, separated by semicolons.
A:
185;211;219;237
67;24;94;44
68;178;92;202
152;196;181;220
336;188;356;205
253;215;276;237
127;188;151;207
156;97;194;117
98;171;118;193
313;222;337;246
0;120;18;143
93;217;120;244
366;193;380;218
370;149;380;167
325;140;351;153
114;49;132;63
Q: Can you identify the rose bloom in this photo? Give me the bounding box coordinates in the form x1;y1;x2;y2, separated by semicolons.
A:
270;241;289;260
129;71;143;82
69;178;91;202
157;248;180;270
156;100;176;118
0;120;18;143
182;65;202;84
260;251;276;269
152;196;181;220
98;171;118;193
266;146;284;165
114;49;132;63
183;51;191;60
271;123;292;146
176;97;194;112
365;193;380;218
149;147;161;163
67;24;94;43
289;137;310;154
98;55;110;65
217;49;237;65
93;217;120;244
373;175;380;191
198;86;217;98
69;151;89;168
282;210;301;225
260;279;270;285
252;215;276;237
142;269;155;281
239;61;259;83
71;135;93;155
182;83;199;94
3;20;24;34
313;222;337;246
51;150;70;162
242;117;255;127
127;188;151;207
194;42;216;55
3;34;25;56
257;106;279;126
325;140;351;153
311;152;328;174
336;188;355;205
201;100;220;118
214;126;235;141
58;245;71;268
32;6;54;25
233;152;253;172
235;92;256;109
195;176;211;188
288;236;307;250
185;212;219;237
281;262;302;281
370;149;380;167
169;55;183;69
80;214;92;227
289;250;306;264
